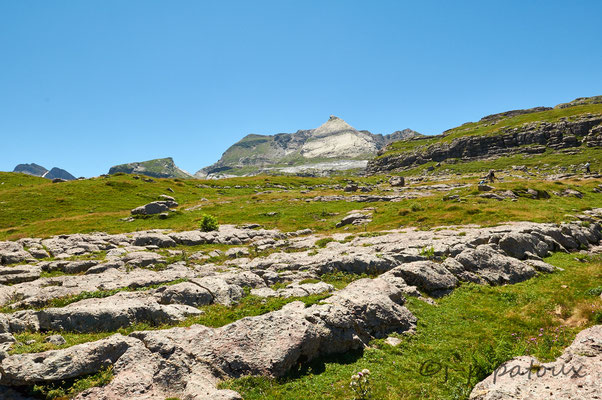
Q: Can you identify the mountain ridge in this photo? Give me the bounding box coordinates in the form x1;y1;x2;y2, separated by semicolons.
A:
367;96;602;174
13;163;76;180
196;116;421;178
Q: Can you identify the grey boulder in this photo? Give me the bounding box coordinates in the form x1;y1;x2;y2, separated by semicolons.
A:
383;261;458;295
455;245;537;285
131;200;178;215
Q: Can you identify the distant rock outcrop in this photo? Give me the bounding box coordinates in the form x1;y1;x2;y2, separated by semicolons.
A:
108;157;192;179
367;96;602;174
196;116;421;178
13;164;76;181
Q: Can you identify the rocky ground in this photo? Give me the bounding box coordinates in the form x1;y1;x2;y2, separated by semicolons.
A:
1;204;601;399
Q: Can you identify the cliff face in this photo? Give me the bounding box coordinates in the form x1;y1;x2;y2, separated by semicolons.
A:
197;116;421;178
367;97;602;174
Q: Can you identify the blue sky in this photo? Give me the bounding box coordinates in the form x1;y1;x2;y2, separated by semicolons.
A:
1;0;601;177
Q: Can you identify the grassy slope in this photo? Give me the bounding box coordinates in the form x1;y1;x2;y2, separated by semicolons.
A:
1;172;601;240
380;102;602;159
222;253;602;400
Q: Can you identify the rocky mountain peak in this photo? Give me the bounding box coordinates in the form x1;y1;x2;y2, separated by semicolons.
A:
197;116;419;178
312;115;357;139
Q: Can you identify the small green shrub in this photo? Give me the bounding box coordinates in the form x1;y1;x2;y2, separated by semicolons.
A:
410;203;424;212
420;246;436;260
200;214;219;232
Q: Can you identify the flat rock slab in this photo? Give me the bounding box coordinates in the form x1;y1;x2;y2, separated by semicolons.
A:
384;261;458;295
0;265;41;285
0;263;198;309
0;334;138;385
2;292;202;333
251;282;334;298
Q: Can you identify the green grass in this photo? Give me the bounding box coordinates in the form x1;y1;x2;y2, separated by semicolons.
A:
2;172;601;241
0;172;381;240
27;366;114;400
220;252;602;400
315;237;336;248
184;293;331;328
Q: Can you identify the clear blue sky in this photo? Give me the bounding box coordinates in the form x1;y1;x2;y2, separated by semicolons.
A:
1;0;601;177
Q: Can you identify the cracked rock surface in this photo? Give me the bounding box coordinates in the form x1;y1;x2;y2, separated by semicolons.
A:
0;211;600;399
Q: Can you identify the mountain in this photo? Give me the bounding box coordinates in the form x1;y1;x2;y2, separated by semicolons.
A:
46;167;76;180
13;163;76;180
13;163;48;177
108;157;193;179
196;116;421;178
367;96;602;174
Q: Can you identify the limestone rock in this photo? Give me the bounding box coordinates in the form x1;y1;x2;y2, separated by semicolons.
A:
122;251;165;266
45;335;66;346
132;232;177;248
469;325;602;399
131;200;178;215
455;245;537;285
389;176;405;187
336;213;372;228
4;292;202;334
0;334;138;385
498;232;550;260
383;261;458;295
0;265;41;285
154;282;213;307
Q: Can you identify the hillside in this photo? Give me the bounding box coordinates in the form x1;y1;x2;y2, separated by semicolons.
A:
196;116;421;178
368;96;602;174
108;157;192;179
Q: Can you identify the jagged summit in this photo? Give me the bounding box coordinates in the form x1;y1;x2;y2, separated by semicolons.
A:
311;116;357;138
196;116;420;178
